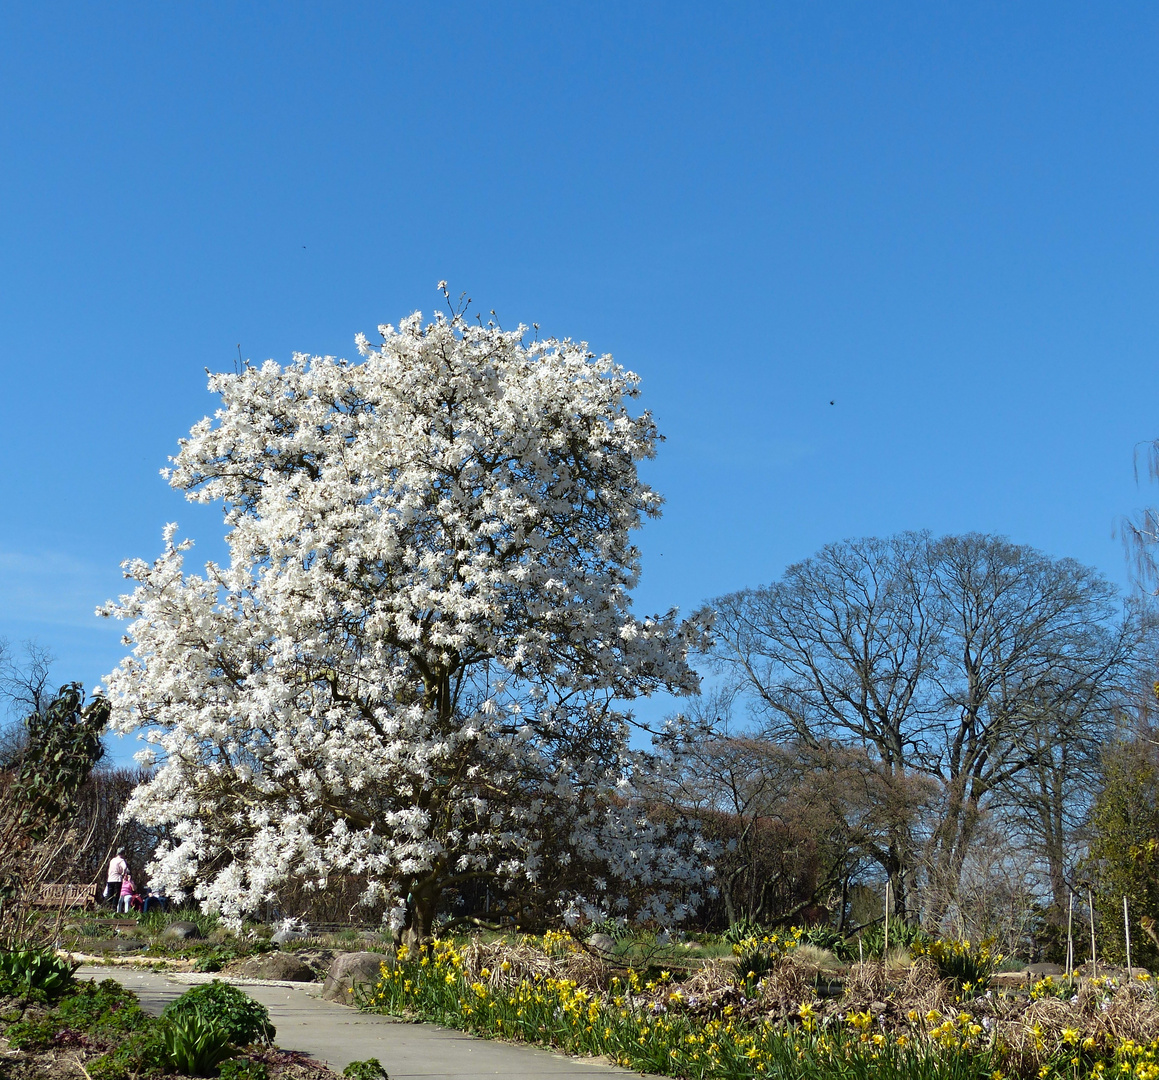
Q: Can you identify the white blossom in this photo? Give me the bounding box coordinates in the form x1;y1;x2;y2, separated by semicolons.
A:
101;296;710;934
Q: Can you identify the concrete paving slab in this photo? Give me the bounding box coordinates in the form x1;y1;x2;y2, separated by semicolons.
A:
76;966;649;1079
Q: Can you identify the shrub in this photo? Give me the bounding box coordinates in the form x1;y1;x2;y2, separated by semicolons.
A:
163;981;275;1045
162;1011;235;1076
0;947;78;1001
343;1059;389;1080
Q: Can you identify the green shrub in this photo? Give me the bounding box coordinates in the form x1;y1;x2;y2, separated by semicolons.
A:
0;947;78;1001
162;1011;235;1075
343;1059;389;1080
163;981;275;1045
218;1057;270;1080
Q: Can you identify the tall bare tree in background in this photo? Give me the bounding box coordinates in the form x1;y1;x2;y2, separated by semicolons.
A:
699;532;1143;933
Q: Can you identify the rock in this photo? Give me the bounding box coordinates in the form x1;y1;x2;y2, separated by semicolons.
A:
161;921;203;941
322;951;395;1004
272;928;308;946
991;972;1029;988
586;933;617;956
230;952;317;981
95;938;146;953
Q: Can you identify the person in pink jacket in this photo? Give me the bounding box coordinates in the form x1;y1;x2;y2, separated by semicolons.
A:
117;873;134;914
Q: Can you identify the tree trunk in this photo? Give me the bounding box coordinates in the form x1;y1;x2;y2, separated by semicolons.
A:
403;875;439;953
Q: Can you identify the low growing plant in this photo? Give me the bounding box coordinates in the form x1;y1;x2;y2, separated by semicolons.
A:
162;1011;236;1076
163;981;275;1045
219;1058;270;1080
0;946;78;1001
343;1059;389;1080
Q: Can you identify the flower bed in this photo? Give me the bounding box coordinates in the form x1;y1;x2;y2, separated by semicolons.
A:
359;934;1159;1080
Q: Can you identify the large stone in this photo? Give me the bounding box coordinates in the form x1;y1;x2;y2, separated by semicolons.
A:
96;938;146;953
272;928;308;946
585;933;617;956
161;921;203;941
322;951;394;1004
230;952;317;982
1024;962;1065;978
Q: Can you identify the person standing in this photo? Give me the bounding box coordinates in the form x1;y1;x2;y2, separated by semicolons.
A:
105;848;128;908
117;873;135;914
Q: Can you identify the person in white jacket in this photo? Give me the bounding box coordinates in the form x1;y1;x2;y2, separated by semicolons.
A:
105;848;128;908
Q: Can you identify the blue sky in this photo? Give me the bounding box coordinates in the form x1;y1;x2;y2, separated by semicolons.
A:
2;3;1159;758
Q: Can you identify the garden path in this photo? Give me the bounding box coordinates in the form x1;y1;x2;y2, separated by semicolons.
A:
76;966;650;1080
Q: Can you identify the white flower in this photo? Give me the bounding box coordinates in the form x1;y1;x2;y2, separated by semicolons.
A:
100;302;708;931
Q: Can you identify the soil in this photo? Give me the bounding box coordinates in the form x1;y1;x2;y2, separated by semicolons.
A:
0;1043;342;1080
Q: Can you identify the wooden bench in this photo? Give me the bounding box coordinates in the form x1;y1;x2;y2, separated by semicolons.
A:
30;883;100;910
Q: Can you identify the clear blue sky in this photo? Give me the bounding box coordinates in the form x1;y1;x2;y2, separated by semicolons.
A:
3;3;1159;758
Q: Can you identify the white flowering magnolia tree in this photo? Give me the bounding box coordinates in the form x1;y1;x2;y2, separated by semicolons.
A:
101;295;711;939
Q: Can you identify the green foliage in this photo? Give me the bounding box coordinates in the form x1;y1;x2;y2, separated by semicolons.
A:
911;938;1000;997
219;1058;270;1080
734;947;776;992
342;1059;389;1080
161;1011;236;1075
87;1027;172;1080
723;919;769;945
0;947;78;1001
798;925;850;957
163;980;275;1045
856;921;930;959
11;684;108;843
4;979;150;1050
1084;743;1159;967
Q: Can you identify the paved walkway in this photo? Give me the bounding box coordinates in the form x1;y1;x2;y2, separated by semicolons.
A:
76;966;647;1080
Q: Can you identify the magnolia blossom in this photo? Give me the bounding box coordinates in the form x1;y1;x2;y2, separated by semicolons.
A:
102;298;711;935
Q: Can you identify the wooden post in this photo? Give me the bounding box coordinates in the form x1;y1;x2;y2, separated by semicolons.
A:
1124;896;1133;978
1066;892;1074;979
1089;890;1097;969
884;881;890;957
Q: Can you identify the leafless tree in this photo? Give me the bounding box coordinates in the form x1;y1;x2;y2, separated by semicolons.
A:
0;639;57;766
700;532;1142;931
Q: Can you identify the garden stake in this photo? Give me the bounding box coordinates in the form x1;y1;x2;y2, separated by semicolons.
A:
1066;891;1074;980
884;880;890;956
1089;889;1097;968
1124;895;1133;977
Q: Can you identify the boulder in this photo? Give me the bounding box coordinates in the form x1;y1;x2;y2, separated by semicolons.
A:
322;951;394;1004
231;952;317;982
162;921;203;941
97;938;146;953
586;933;617;956
272;928;308;946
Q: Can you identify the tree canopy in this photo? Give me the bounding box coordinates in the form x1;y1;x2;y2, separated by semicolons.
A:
102;301;710;936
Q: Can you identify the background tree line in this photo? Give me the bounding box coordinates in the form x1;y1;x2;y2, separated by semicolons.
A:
652;531;1155;960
